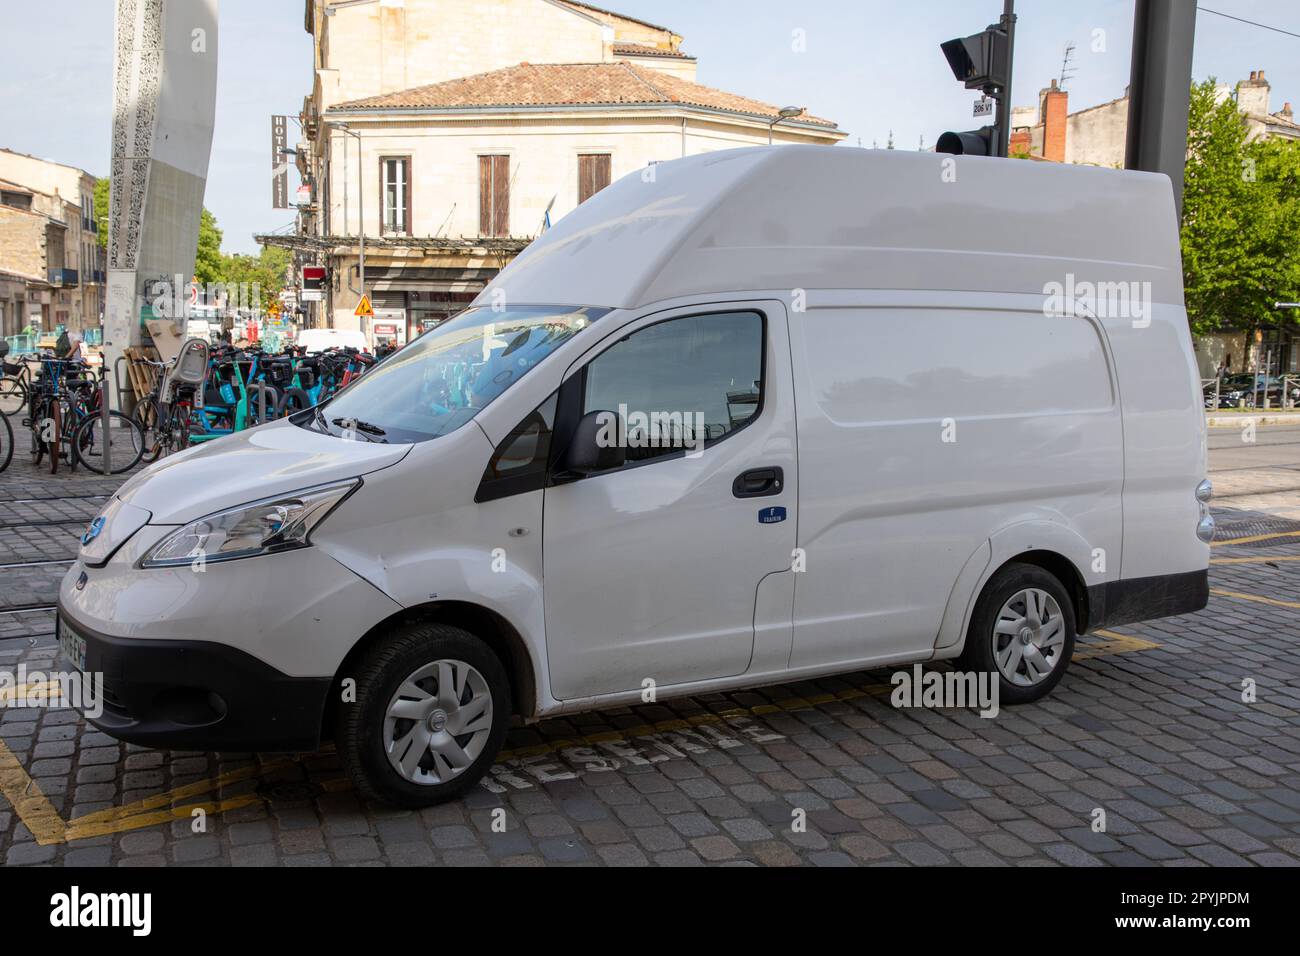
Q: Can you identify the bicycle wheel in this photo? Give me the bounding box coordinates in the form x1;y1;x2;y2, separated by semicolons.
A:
0;378;25;416
73;411;145;474
47;400;62;475
169;401;193;456
29;399;45;465
0;410;12;473
134;398;163;463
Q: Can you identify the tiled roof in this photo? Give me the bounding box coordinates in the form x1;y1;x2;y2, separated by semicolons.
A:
331;61;838;129
612;42;693;59
553;1;676;38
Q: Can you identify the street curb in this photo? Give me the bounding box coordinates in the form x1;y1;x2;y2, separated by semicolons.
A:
1207;413;1300;427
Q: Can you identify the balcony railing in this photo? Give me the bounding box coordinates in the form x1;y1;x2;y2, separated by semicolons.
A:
47;268;79;287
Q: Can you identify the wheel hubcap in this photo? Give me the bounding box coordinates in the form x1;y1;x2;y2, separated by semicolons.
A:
383;659;493;786
992;588;1066;687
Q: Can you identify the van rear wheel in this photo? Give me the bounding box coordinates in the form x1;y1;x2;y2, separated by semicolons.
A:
336;623;511;808
959;563;1076;705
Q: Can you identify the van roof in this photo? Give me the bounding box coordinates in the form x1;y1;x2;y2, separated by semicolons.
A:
475;145;1184;311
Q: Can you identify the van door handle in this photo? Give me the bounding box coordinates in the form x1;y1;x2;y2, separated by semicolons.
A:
732;467;784;498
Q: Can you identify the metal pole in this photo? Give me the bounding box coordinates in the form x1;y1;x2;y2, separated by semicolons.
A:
100;366;112;474
995;0;1017;158
1125;0;1198;216
356;129;365;307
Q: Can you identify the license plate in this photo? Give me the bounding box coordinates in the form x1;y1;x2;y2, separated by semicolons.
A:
57;617;87;672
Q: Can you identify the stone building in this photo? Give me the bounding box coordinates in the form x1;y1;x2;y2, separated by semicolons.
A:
0;149;105;342
266;0;844;340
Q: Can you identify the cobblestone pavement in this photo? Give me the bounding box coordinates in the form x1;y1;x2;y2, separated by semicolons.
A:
0;434;1297;868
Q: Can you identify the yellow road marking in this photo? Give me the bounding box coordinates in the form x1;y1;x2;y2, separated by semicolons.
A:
1210;588;1300;610
1212;555;1300;565
0;739;66;845
1212;529;1300;547
0;633;1160;844
1075;630;1161;659
0;681;63;707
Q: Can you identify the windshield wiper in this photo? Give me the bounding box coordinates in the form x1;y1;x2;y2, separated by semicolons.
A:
310;405;329;434
332;417;388;438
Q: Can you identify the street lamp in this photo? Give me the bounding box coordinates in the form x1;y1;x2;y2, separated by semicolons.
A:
325;121;365;305
768;106;803;145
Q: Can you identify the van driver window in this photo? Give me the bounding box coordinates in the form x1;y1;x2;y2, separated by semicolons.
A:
583;311;764;464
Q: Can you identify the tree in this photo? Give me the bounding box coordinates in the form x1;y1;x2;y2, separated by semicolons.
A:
1181;78;1300;337
216;245;292;312
93;177;110;247
194;209;224;286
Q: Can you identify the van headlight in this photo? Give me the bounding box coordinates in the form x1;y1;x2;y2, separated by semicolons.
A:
141;480;359;568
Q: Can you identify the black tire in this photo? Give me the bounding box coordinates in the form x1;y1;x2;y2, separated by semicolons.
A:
0;410;12;473
277;386;312;417
336;623;512;808
134;398;163;463
73;410;145;474
958;562;1076;706
0;378;25;417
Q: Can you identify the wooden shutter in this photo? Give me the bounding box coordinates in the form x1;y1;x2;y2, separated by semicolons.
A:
478;156;492;236
479;155;509;237
402;158;411;235
578;154;611;204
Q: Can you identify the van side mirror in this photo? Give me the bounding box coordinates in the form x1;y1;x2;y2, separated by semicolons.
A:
560;410;626;477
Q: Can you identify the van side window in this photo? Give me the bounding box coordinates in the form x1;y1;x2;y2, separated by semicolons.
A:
476;393;558;502
582;311;764;466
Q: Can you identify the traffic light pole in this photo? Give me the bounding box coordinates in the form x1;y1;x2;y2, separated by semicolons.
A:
993;0;1017;158
1125;0;1197;216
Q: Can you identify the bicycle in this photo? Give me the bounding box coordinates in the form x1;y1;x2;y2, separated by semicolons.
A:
0;343;34;416
26;358;145;474
133;339;208;462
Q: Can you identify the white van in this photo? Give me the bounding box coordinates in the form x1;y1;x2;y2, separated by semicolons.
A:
296;328;370;355
58;147;1210;806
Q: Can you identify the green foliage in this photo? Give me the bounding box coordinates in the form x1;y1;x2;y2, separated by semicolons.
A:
1181;78;1300;336
92;178;109;247
194;209;224;286
216;245;292;310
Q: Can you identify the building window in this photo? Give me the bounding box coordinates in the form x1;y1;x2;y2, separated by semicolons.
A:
381;157;410;235
478;155;510;238
578;154;612;204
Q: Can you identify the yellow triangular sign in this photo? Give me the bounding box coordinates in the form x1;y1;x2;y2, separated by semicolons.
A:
355;294;374;318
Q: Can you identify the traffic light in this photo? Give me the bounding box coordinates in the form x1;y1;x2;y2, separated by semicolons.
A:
938;14;1016;158
941;26;1009;92
936;127;995;156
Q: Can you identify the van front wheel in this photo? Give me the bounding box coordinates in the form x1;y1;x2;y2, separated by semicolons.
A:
958;563;1076;706
337;623;512;807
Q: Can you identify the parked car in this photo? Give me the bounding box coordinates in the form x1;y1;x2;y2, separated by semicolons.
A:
1206;373;1300;408
58;147;1211;806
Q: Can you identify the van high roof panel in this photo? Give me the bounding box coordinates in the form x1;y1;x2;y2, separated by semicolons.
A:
477;145;1183;312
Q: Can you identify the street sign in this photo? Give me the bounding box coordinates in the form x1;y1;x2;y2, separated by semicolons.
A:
974;96;995;118
271;115;289;210
355;294;374;318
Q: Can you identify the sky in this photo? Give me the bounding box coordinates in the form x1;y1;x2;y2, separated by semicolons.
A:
0;0;1296;254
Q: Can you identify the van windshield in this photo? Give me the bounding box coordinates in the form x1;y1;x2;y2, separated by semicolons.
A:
311;306;605;443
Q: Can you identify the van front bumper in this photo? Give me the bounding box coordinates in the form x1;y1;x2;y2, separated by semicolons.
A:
56;609;331;752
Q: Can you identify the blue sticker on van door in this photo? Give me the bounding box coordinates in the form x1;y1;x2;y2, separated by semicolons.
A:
758;506;787;524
